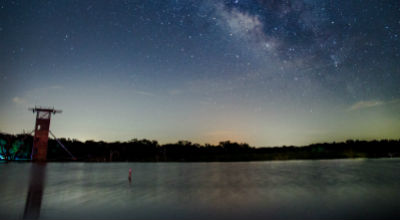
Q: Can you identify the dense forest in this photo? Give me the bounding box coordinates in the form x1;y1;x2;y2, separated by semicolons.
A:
0;132;399;162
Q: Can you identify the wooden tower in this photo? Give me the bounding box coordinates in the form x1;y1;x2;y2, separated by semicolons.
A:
29;107;61;161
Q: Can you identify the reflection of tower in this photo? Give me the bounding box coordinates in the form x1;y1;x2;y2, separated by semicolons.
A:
23;163;46;220
29;107;62;161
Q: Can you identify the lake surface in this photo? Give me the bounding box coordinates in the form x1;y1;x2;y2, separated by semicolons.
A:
1;159;400;219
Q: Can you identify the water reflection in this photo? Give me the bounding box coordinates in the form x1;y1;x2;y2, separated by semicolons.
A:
23;163;46;220
1;159;400;219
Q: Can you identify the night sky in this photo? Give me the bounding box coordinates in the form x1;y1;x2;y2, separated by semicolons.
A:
1;0;399;146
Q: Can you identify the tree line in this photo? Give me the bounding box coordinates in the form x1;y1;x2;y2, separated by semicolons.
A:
0;132;399;161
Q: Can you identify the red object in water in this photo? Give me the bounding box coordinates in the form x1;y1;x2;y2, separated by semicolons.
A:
128;168;132;183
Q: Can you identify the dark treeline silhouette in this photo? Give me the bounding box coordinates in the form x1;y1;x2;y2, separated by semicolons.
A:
1;132;399;161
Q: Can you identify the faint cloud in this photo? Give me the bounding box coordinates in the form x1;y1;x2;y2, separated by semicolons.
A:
49;85;63;89
12;96;27;105
135;90;156;97
168;89;182;96
348;100;384;111
388;99;400;104
25;85;64;95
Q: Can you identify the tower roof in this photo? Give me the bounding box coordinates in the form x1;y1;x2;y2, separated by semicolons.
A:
29;106;62;114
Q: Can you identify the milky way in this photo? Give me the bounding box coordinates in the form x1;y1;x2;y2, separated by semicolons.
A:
1;0;399;146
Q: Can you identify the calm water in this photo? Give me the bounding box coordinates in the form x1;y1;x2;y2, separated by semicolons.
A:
1;159;400;219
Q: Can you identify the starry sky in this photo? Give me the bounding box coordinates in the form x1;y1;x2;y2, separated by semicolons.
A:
1;0;400;146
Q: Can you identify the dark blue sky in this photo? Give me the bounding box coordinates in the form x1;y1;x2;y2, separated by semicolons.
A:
1;0;399;146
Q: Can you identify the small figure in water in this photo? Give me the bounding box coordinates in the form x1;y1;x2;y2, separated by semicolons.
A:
128;168;132;183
